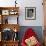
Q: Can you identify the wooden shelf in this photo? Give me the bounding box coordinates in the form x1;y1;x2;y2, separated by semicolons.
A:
0;7;19;9
0;7;19;46
0;7;19;15
1;40;19;46
0;24;20;32
2;40;19;42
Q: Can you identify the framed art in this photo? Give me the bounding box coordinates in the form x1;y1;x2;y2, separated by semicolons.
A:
25;7;36;20
2;10;9;15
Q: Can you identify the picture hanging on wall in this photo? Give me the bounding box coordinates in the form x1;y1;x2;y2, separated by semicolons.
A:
25;7;36;20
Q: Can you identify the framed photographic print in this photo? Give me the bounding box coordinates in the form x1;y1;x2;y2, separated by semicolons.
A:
25;7;36;20
2;10;9;15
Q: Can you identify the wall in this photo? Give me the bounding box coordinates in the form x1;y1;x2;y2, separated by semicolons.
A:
0;0;44;26
0;0;44;44
18;0;44;26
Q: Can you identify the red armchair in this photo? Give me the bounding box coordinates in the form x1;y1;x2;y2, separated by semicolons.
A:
21;28;41;46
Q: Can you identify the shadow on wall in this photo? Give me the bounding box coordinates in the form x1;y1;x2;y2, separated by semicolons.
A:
18;26;44;44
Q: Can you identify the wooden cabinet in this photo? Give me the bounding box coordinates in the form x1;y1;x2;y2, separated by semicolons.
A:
0;7;19;46
0;41;19;46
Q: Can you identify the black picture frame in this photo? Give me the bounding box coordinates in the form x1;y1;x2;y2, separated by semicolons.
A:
25;7;36;20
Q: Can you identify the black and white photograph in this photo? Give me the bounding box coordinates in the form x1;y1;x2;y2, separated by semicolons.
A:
25;7;36;20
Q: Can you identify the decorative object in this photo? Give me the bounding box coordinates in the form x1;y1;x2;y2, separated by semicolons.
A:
14;28;17;32
2;28;13;41
15;0;17;7
25;36;38;46
25;7;36;20
5;18;8;24
0;7;19;46
13;32;18;41
9;10;18;15
2;10;9;15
